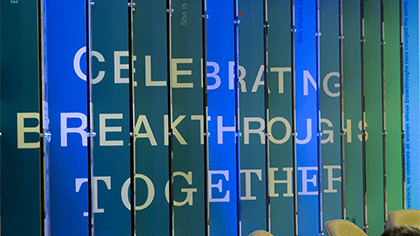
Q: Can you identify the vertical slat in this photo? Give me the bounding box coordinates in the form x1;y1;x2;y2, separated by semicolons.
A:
170;0;206;234
38;0;46;234
320;0;342;230
234;1;241;234
238;0;266;233
166;1;174;235
294;0;320;234
90;1;131;234
402;0;420;211
364;0;386;234
316;0;323;234
46;0;89;234
132;1;170;234
207;0;238;234
262;0;270;231
128;1;136;235
291;0;298;235
1;1;42;234
343;0;364;230
201;1;210;235
380;0;387;230
360;0;368;232
85;1;94;235
383;0;405;217
339;0;346;220
267;0;294;234
399;0;405;210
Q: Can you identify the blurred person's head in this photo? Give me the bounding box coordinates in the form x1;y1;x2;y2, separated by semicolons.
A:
381;226;420;236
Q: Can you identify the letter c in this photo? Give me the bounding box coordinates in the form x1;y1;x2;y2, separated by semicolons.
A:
73;46;105;84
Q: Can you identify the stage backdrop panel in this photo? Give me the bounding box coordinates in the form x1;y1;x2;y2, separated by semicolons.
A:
267;0;295;235
91;1;131;234
342;0;365;230
320;0;343;229
1;1;42;234
403;0;420;211
295;0;321;234
383;0;404;213
364;0;386;234
171;0;207;234
46;0;89;234
207;0;240;235
238;0;268;234
133;1;170;235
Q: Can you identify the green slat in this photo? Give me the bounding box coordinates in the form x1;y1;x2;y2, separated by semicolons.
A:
238;0;267;234
133;1;170;235
320;0;343;227
267;0;294;235
343;0;365;230
91;0;131;234
171;0;206;234
1;1;41;234
383;0;404;214
364;0;386;234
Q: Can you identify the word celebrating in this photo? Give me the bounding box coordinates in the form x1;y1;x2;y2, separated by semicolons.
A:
73;48;340;97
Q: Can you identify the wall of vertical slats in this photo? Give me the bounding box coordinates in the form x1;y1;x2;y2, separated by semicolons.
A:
0;0;411;235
